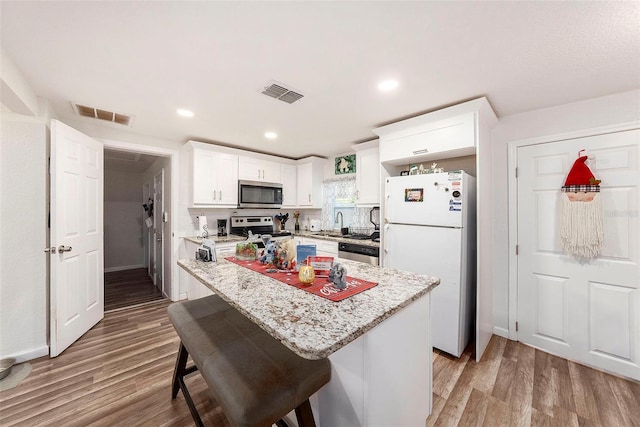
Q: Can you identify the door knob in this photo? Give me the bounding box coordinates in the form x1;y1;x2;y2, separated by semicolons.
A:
44;247;57;254
156;238;162;242
58;245;72;253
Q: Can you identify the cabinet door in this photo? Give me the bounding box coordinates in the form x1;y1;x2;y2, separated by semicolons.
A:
262;160;282;183
192;149;217;205
216;153;238;206
238;157;282;182
296;162;313;206
281;164;297;207
303;237;338;257
238;157;262;181
379;113;475;164
356;149;380;206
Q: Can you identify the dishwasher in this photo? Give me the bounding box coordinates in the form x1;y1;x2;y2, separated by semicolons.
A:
338;241;379;266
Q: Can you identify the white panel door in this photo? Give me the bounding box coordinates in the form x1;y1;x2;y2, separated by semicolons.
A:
153;170;164;292
50;120;104;357
517;129;640;380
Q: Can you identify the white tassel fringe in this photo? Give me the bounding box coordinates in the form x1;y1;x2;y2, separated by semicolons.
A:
560;193;604;258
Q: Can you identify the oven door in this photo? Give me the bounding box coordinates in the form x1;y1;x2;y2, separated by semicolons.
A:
238;180;283;208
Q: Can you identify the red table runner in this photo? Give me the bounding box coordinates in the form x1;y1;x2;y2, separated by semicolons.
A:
225;256;378;302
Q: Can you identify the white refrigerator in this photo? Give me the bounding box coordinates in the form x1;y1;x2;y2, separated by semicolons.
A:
384;171;476;357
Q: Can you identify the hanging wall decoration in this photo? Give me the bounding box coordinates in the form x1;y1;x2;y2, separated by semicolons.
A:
560;150;603;258
335;154;356;175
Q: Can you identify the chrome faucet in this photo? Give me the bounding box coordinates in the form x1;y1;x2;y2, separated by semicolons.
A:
335;211;343;229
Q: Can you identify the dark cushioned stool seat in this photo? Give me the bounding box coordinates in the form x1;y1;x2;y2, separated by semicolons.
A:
168;294;331;427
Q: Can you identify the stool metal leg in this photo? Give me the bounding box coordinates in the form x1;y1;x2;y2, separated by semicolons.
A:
172;342;204;427
172;342;189;399
294;399;316;427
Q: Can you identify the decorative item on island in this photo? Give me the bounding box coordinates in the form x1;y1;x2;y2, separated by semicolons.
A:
298;265;315;285
235;242;258;261
328;263;348;290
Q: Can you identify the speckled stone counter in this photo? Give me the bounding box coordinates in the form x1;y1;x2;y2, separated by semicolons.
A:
183;235;246;245
178;257;438;360
184;231;380;247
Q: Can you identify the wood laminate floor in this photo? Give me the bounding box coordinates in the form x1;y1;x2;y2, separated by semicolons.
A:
1;301;638;426
105;267;166;312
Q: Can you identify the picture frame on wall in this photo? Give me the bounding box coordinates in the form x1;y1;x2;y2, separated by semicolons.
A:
335;154;356;174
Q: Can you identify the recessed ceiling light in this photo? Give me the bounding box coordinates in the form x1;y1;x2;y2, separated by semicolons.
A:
177;108;194;117
378;80;399;91
264;131;278;140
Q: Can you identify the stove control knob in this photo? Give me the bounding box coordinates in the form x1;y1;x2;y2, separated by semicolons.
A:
452;190;461;198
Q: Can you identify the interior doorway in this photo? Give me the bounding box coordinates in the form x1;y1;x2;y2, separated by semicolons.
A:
103;149;167;312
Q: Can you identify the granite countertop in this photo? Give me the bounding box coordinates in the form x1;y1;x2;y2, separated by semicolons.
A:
184;231;380;247
178;257;439;359
183;235;246;245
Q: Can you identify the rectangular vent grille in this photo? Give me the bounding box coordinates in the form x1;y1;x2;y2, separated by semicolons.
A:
261;81;304;104
72;103;134;126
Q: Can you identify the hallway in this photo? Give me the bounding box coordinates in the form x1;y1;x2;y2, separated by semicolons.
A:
105;268;165;312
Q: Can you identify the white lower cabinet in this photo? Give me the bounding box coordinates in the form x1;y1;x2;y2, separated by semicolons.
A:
299;237;338;258
183;240;238;300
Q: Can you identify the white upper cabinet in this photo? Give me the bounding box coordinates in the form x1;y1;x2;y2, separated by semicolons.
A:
374;97;497;165
238;156;282;183
354;140;380;206
189;142;238;207
281;163;297;207
296;157;325;208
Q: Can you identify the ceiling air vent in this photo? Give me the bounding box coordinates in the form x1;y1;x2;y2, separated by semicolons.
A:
72;102;134;126
260;81;304;104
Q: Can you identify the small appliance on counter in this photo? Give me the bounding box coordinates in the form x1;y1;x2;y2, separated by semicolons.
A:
217;219;227;236
309;219;321;232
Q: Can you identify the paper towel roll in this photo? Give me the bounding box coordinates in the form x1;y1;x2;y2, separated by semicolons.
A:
198;216;209;237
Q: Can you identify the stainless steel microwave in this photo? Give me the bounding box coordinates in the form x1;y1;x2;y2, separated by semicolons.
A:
238;180;283;209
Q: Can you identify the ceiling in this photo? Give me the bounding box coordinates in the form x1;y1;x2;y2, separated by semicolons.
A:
104;149;158;174
1;1;639;159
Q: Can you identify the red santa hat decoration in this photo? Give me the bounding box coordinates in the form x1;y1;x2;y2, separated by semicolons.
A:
560;151;603;258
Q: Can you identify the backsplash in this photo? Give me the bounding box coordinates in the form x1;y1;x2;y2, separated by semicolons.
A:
321;177;379;233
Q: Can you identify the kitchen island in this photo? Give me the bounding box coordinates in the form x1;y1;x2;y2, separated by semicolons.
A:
178;257;439;427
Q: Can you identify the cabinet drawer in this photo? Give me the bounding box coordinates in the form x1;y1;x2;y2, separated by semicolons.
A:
302;237;338;257
379;113;475;164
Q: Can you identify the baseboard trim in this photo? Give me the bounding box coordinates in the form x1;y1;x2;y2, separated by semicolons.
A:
104;264;146;273
5;345;49;363
493;326;510;338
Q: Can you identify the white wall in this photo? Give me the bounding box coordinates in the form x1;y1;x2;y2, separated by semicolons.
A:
104;168;144;271
0;113;49;361
491;90;640;334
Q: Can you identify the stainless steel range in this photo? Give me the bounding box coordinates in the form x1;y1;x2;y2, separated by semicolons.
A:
230;216;292;240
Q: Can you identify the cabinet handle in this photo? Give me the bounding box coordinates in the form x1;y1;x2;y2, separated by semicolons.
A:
213;190;216;201
308;194;311;202
357;190;360;200
219;190;222;200
262;170;265;179
258;170;261;179
412;148;429;155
